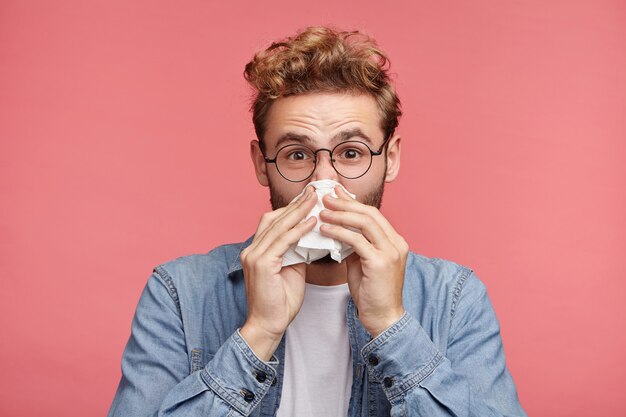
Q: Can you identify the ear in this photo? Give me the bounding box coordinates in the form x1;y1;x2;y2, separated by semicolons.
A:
384;134;401;183
250;140;270;187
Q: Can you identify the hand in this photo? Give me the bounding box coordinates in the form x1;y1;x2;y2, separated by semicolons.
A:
239;186;318;360
319;186;408;337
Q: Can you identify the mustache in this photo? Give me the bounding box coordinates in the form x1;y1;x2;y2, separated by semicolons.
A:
268;179;385;211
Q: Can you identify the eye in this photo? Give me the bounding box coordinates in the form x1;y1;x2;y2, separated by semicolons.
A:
343;149;360;159
286;149;312;161
338;147;364;160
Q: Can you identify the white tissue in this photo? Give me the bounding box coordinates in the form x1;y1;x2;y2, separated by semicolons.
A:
282;180;356;267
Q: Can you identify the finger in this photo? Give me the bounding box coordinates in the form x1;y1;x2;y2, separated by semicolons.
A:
323;193;402;245
254;186;314;243
334;185;354;200
259;186;315;239
319;209;392;251
246;187;314;265
254;206;289;238
252;187;318;254
243;191;316;275
319;223;377;260
268;185;316;226
263;216;318;262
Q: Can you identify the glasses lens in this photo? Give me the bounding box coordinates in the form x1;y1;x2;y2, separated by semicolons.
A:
275;145;316;182
332;141;373;179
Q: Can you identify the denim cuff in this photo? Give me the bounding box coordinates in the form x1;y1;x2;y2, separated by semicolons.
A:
361;312;443;402
200;330;278;416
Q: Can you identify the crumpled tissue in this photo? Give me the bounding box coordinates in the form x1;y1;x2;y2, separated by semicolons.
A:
282;179;356;267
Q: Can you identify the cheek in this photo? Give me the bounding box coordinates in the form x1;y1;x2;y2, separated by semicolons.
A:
287;185;308;201
271;174;309;200
369;156;388;176
337;180;367;202
338;164;386;203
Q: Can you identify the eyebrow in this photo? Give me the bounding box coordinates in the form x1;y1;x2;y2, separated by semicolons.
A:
273;128;374;150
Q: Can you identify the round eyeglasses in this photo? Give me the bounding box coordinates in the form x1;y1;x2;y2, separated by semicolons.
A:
264;138;389;183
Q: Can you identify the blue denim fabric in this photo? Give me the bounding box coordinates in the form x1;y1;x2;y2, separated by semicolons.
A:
108;236;527;417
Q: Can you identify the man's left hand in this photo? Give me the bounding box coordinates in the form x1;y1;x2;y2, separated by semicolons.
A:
319;185;408;338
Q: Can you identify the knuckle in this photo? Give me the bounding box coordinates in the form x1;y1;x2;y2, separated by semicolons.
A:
394;235;409;253
356;234;369;246
250;262;262;276
261;212;274;223
298;219;313;230
389;250;402;264
370;257;386;270
400;240;409;255
253;258;271;273
365;205;379;216
243;254;257;268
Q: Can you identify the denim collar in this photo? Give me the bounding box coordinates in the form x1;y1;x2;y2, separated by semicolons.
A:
227;234;255;276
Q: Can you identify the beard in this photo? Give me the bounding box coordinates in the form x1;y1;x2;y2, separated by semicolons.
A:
268;175;386;211
267;172;387;265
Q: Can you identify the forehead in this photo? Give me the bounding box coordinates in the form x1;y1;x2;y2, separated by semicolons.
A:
263;92;384;148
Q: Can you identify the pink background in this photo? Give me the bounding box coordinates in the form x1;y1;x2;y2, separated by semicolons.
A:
1;1;625;416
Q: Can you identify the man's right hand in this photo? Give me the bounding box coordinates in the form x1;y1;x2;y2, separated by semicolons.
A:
239;186;317;361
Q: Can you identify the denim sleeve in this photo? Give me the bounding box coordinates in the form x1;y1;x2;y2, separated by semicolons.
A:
107;272;277;417
360;273;527;417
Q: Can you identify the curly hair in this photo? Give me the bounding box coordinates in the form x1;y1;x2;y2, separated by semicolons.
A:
244;26;401;149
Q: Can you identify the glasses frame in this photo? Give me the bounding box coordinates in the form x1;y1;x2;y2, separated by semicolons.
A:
263;135;391;183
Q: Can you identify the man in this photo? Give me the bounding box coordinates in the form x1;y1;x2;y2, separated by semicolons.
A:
108;27;526;416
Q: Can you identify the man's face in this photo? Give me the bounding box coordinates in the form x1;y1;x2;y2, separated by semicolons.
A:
252;92;401;211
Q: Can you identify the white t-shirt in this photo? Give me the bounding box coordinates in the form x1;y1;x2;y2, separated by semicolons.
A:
276;282;353;417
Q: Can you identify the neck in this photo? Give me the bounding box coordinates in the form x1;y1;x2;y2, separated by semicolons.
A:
305;261;347;286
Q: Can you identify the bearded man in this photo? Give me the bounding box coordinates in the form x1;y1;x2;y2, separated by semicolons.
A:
108;26;526;417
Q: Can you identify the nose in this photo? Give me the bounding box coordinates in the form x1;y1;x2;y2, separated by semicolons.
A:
309;149;339;182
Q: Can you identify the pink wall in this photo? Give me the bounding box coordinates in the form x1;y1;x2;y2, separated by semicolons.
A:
1;1;624;415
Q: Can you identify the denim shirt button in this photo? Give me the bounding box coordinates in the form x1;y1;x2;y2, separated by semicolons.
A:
383;377;394;388
255;371;267;383
241;389;255;403
368;355;379;366
272;377;278;386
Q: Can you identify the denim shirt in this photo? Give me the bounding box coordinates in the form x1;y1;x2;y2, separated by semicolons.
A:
108;237;527;417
